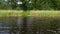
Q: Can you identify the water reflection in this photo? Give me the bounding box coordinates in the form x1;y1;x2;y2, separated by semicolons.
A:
0;16;19;34
0;23;10;34
0;30;9;34
0;24;58;34
0;16;60;34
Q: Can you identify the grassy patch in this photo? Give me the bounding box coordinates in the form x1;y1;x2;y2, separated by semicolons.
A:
30;10;60;17
0;10;23;17
0;10;60;17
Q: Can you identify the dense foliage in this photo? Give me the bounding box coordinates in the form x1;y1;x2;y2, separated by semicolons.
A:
0;0;60;10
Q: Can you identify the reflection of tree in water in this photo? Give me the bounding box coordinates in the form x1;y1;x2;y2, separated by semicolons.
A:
10;27;19;34
20;17;28;34
8;17;19;34
1;16;60;34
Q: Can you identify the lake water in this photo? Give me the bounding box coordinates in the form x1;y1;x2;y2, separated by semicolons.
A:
0;16;60;34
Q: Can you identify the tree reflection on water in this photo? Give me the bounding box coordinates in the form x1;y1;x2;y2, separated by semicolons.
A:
0;16;60;34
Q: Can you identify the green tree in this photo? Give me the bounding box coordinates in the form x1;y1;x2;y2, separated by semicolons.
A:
9;0;17;9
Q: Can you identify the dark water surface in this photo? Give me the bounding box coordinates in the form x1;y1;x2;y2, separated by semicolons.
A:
0;16;60;34
0;16;20;34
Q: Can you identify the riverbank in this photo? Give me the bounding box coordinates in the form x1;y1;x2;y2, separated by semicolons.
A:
0;10;60;17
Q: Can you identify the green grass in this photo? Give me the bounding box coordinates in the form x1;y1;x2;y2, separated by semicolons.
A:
0;10;60;17
0;10;23;16
30;10;60;17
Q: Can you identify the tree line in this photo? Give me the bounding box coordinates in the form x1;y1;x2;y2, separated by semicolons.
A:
0;0;60;10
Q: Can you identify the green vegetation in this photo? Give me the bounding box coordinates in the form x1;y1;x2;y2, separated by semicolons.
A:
0;10;60;17
0;0;60;10
0;10;23;16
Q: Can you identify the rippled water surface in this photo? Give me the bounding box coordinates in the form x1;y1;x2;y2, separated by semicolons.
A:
0;16;60;34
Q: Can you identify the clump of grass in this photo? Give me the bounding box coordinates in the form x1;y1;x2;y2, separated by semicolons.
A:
0;10;60;17
0;10;23;17
29;10;60;17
